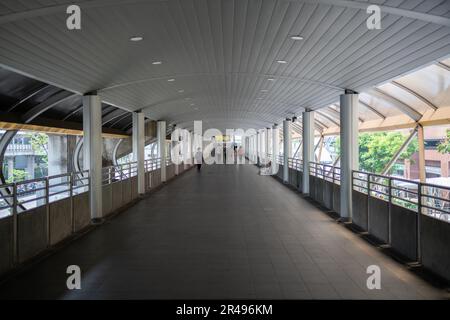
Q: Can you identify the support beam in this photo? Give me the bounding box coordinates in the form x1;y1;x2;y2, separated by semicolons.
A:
302;111;314;194
132;112;145;195
83;93;102;221
418;125;426;183
381;126;418;175
157;121;167;182
283;119;292;183
23;90;76;123
370;88;422;121
340;92;359;221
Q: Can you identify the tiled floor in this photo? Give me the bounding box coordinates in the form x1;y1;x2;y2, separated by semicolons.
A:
0;164;448;299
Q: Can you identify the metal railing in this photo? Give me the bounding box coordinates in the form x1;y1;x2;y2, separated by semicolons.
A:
309;162;340;185
288;158;303;171
277;155;284;165
352;170;449;223
102;162;138;185
0;170;90;218
145;157;161;172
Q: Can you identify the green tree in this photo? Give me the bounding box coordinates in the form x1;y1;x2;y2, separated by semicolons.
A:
437;130;450;154
330;132;418;174
359;132;417;173
26;132;48;178
6;169;27;184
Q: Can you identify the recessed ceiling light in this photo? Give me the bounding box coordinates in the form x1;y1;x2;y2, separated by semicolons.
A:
276;60;287;64
194;107;199;110
190;103;195;106
152;61;162;65
178;89;185;93
129;36;143;42
167;78;175;82
261;89;268;92
185;97;192;101
290;35;304;40
267;78;275;81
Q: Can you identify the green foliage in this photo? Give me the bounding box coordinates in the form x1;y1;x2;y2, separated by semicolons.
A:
359;132;418;174
6;169;27;183
27;132;48;158
26;132;48;178
437;130;450;154
331;132;418;174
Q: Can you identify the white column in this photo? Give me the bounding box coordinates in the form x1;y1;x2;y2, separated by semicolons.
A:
340;92;359;220
272;124;279;175
256;131;260;165
302;111;314;194
283;119;292;183
157;121;167;182
132;112;145;195
265;128;270;158
83;92;102;220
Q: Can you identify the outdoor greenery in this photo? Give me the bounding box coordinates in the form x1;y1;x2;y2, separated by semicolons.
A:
26;132;48;178
5;169;27;184
330;131;418;174
437;130;450;154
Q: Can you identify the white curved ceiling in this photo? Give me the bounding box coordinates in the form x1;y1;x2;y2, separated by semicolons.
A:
0;0;449;132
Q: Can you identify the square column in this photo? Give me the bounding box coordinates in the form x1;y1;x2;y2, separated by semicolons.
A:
132;112;145;195
340;92;359;220
302;111;314;194
283;119;292;183
83;92;102;220
157;121;167;182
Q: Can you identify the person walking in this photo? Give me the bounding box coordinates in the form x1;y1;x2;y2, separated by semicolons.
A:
195;148;203;172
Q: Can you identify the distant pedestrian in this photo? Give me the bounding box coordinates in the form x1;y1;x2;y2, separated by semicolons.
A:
195;148;203;172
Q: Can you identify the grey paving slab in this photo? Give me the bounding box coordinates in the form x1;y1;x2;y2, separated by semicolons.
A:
0;164;448;300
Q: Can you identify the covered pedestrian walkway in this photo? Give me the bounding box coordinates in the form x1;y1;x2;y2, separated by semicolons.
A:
0;164;447;300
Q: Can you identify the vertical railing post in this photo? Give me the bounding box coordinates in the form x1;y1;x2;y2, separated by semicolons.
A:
388;177;392;245
417;182;422;263
367;173;371;232
12;183;18;265
45;177;50;247
70;173;74;234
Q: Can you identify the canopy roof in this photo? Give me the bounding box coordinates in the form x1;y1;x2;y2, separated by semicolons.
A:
0;0;449;133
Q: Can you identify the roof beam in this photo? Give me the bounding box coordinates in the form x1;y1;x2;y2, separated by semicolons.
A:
62;104;82;121
369;88;422;121
102;109;128;126
391;81;437;111
2;0;449;27
22;90;77;123
7;84;50;112
358;100;386;119
436;62;450;72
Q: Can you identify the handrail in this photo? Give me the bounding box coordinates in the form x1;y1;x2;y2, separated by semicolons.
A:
351;168;449;223
307;161;450;223
0;170;91;217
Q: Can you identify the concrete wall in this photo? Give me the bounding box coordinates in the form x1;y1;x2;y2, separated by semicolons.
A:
352;190;368;230
368;197;390;243
323;180;334;210
390;204;418;261
131;176;138;200
333;184;340;215
421;214;450;282
18;207;47;263
102;184;113;216
0;216;13;275
49;197;72;245
73;192;90;232
111;181;123;211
